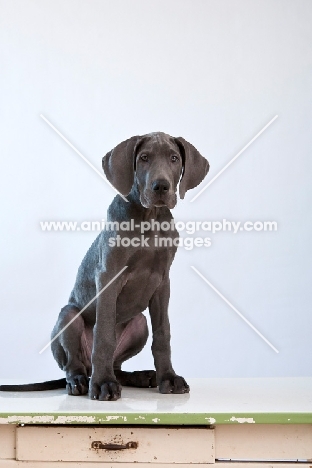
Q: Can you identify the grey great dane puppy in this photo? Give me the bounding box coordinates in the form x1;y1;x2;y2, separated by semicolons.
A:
0;132;209;401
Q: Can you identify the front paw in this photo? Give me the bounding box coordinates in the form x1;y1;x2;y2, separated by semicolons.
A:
159;374;190;394
89;379;122;401
66;374;89;396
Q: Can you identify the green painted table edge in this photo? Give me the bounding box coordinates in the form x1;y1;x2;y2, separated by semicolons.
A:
1;412;312;425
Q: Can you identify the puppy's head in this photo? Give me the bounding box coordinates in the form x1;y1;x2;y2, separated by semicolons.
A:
102;132;209;209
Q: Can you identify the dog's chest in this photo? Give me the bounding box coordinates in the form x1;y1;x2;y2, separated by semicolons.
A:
115;244;176;319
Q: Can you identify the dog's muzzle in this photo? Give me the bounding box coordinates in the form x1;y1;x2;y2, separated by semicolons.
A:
140;179;177;209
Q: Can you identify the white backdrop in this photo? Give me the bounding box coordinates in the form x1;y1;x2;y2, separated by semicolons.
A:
1;0;311;382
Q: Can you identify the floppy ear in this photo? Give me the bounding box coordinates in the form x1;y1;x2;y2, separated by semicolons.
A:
174;137;210;199
102;136;142;196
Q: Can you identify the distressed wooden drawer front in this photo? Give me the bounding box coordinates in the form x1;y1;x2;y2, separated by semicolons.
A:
215;424;312;460
16;425;215;463
0;425;16;460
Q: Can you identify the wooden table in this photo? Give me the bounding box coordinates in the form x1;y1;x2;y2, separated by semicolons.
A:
1;378;312;466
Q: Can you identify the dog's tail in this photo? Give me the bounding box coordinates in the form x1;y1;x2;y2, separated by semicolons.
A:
0;378;67;392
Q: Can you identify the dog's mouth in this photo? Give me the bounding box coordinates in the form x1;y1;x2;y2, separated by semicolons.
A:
140;192;177;210
154;199;166;206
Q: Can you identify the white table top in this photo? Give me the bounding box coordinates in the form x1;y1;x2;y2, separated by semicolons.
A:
1;378;312;425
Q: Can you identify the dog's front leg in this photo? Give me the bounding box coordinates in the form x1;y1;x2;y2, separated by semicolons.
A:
89;272;122;401
149;277;190;394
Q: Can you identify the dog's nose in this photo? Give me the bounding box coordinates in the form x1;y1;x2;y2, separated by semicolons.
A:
152;179;170;194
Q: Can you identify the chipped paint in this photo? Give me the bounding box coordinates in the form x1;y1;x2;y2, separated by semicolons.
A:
229;416;255;424
0;412;311;425
205;417;216;424
54;415;96;424
0;415;97;424
101;415;128;422
0;414;130;424
0;415;55;424
0;418;8;424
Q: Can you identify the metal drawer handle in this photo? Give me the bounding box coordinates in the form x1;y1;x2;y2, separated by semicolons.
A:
91;440;138;451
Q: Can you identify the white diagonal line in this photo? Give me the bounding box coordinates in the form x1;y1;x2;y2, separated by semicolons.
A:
191;266;279;353
190;115;278;202
39;266;128;354
40;114;128;202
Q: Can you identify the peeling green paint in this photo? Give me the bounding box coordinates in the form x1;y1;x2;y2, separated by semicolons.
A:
0;412;312;425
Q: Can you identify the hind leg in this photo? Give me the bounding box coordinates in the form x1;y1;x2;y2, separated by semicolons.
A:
51;305;91;396
114;313;157;388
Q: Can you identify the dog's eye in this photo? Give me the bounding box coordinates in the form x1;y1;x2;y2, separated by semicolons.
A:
140;154;148;162
171;155;179;162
